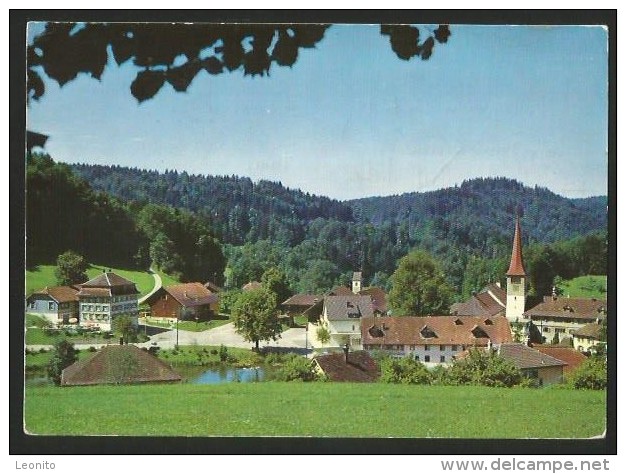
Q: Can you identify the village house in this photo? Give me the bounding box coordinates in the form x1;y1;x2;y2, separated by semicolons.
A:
77;271;140;331
312;346;380;382
144;282;219;321
571;322;604;353
361;315;512;365
495;343;567;386
313;294;374;349
26;285;80;325
281;293;322;317
522;296;607;344
27;271;140;331
531;345;588;375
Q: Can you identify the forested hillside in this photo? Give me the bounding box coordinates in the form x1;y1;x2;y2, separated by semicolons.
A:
54;162;607;298
27;154;225;285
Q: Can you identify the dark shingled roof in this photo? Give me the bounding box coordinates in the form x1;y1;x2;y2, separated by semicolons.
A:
572;322;603;339
29;285;79;303
532;346;588;374
282;293;322;307
313;351;380;382
362;315;512;346
497;343;566;369
324;295;374;321
61;345;181;386
523;297;607;321
77;272;139;297
203;280;223;293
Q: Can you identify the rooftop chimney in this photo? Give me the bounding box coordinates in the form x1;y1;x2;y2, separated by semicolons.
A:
342;343;349;364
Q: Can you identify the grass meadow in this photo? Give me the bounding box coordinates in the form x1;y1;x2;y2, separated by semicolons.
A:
24;383;606;438
560;275;607;299
26;264;181;297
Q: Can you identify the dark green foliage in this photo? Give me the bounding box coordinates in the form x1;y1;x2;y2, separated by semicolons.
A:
219;344;228;362
444;349;523;388
379;356;433;385
47;340;78;385
27;153;149;268
570;356;607;390
273;354;318;382
388;250;453;316
261;267;292;309
54;250;89;285
231;288;281;351
111;315;137;344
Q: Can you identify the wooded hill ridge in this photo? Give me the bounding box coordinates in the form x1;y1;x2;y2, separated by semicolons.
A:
72;163;606;248
28;156;606;296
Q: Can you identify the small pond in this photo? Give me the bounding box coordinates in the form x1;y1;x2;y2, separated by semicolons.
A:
191;366;265;384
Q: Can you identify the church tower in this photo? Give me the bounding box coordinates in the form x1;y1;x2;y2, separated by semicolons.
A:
506;216;527;322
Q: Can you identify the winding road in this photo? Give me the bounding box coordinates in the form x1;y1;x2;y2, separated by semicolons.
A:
138;269;162;304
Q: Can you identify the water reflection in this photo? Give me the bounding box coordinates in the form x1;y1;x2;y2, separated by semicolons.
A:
192;367;265;384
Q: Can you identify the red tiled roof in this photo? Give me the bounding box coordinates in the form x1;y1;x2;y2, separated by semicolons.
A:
507;217;526;277
450;288;505;318
497;343;566;369
61;345;181;386
82;272;136;288
523;297;607;321
361;315;512;346
30;285;79;303
282;293;322;307
532;346;588;374
484;284;506;306
77;287;114;297
329;286;353;296
313;351;380;382
359;287;387;313
164;282;218;307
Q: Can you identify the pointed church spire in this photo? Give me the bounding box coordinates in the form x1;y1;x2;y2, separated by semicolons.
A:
506;216;526;277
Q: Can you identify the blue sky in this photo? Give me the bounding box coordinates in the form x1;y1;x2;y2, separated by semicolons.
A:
26;23;608;200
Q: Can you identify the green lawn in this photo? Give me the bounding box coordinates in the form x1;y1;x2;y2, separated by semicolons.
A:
26;264;181;297
23;383;606;438
560;275;607;299
24;328;116;346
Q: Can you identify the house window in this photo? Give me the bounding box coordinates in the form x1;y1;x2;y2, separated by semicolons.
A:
543;327;551;333
409;345;415;351
415;355;420;361
555;328;565;334
48;302;54;311
461;345;466;351
440;356;445;363
103;305;109;312
95;305;101;312
439;345;446;351
452;345;458;351
424;345;430;351
29;301;35;309
424;355;431;363
352;325;355;331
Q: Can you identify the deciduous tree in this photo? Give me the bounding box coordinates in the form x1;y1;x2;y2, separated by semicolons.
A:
47;340;78;385
388;250;453;316
232;287;281;351
55;250;88;285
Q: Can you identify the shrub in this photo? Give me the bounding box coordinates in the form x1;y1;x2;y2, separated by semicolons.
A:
38;348;48;354
219;344;228;362
316;326;331;345
570;356;607;390
88;346;97;352
274;354;317;382
380;356;433;385
210;349;218;355
445;349;523;388
47;340;78;385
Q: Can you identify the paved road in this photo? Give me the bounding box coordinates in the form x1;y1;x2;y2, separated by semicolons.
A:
138;269;162;304
27;322;310;353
